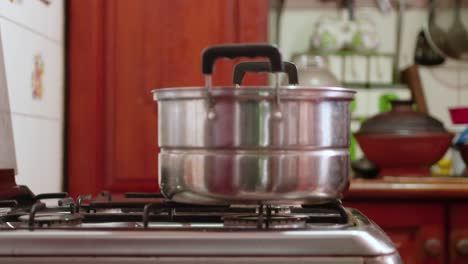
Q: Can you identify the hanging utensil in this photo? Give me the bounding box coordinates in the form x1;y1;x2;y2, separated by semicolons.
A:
414;0;445;66
426;0;468;61
393;0;405;83
446;0;468;59
347;0;355;21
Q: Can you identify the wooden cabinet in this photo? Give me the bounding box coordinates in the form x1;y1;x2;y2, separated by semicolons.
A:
67;4;468;263
450;204;468;264
345;202;446;264
67;0;269;197
345;178;468;264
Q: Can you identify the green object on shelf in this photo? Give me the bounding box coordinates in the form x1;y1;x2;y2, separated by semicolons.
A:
314;32;339;52
352;116;368;122
379;93;399;112
350;99;357;113
350;135;357;161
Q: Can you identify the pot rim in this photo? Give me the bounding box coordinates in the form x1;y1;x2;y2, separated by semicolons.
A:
152;85;356;100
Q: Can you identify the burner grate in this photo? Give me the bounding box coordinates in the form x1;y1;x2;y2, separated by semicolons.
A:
0;192;351;230
223;214;308;229
124;192;165;199
298;200;349;224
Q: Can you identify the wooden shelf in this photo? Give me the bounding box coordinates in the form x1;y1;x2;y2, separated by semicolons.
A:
345;177;468;200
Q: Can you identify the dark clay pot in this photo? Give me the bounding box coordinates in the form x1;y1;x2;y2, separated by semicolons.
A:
355;100;454;177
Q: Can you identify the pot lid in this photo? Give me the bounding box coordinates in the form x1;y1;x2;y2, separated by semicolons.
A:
152;86;355;101
358;100;448;135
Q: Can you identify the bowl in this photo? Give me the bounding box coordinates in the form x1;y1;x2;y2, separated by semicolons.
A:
355;132;454;177
449;107;468;125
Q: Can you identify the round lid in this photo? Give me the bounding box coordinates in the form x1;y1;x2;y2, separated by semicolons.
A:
358;100;448;135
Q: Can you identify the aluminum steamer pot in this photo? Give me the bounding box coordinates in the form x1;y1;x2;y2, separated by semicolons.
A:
152;44;355;205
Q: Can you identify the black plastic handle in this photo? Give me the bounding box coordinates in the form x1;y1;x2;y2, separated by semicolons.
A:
202;43;283;75
233;61;298;85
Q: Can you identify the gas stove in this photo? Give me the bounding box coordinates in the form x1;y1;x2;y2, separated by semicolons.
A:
0;190;401;264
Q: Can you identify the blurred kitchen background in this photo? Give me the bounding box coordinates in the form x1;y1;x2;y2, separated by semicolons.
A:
271;0;468;176
1;1;468;263
1;0;467;193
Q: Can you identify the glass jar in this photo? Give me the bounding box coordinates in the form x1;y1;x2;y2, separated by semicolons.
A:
286;54;340;87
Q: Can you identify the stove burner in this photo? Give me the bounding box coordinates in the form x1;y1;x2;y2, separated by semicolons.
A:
223;214;308;229
0;191;352;230
18;213;83;227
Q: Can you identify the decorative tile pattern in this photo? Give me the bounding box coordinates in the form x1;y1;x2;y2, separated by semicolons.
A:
1;18;63;120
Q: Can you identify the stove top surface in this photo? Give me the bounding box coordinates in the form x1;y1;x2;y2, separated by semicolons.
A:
0;191;398;259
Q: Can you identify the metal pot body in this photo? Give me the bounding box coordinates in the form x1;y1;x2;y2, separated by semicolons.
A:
154;87;355;204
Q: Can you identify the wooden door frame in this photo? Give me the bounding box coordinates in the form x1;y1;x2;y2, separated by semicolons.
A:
68;0;106;198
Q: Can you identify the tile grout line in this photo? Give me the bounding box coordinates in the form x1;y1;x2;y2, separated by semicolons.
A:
0;14;62;45
11;111;62;122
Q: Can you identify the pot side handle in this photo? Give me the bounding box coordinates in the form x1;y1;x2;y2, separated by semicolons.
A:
232;61;298;85
201;43;283;75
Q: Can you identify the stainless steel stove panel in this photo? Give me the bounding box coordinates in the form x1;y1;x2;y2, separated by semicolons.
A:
0;230;392;256
0;192;401;263
0;255;401;264
0;213;395;257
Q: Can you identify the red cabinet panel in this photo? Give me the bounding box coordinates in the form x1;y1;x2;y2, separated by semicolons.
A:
68;0;268;197
450;203;468;264
345;202;446;264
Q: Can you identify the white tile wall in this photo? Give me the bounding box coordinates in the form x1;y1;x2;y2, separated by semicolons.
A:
0;30;16;171
419;65;468;133
398;9;426;69
369;56;393;85
343;55;368;83
461;66;468;111
11;114;62;193
0;2;64;193
350;121;363;160
328;55;343;82
0;112;16;170
1;18;64;120
351;89;369;118
279;8;340;61
0;0;64;43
